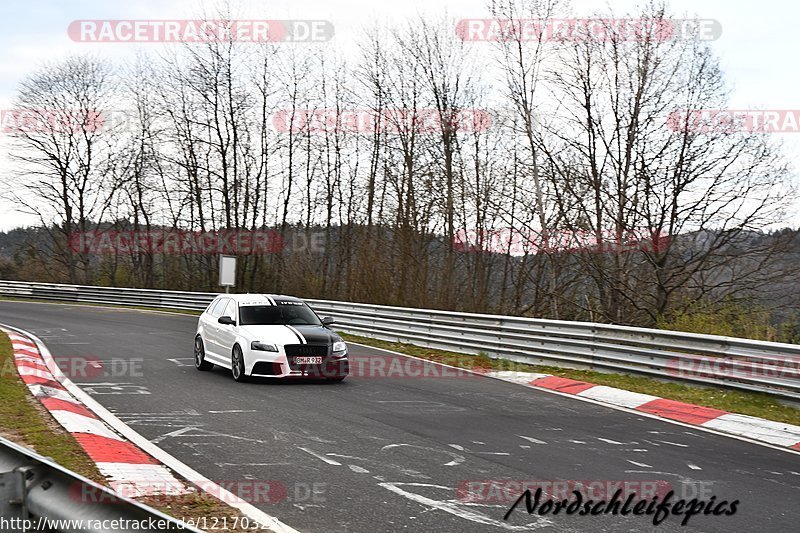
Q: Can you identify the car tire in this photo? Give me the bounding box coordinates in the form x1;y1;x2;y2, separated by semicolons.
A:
194;336;213;371
232;345;248;382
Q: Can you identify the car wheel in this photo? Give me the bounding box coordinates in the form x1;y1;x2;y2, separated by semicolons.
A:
194;336;213;371
232;345;248;382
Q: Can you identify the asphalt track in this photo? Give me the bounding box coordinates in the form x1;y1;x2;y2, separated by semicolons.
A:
0;300;798;532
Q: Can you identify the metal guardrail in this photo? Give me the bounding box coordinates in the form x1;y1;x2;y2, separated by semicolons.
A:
0;435;199;532
0;280;798;401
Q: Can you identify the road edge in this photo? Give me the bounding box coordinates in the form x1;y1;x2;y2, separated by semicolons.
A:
346;341;800;456
0;322;300;533
4;298;799;456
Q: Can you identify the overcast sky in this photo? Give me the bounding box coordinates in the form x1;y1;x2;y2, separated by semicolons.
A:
1;0;798;231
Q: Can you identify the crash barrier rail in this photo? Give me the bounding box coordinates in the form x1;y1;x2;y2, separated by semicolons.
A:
0;280;798;401
0;435;198;532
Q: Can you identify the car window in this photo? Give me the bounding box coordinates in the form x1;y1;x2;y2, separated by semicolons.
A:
224;300;237;320
239;303;322;326
210;298;228;318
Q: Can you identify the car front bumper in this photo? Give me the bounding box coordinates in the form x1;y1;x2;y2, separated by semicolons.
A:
245;349;349;378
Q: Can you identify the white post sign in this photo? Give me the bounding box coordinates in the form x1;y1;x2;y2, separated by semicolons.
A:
219;255;236;293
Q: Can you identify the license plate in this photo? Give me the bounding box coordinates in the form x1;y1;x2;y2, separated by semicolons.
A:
294;356;322;365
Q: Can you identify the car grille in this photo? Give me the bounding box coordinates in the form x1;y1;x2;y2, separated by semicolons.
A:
284;344;329;357
251;362;282;376
284;344;328;372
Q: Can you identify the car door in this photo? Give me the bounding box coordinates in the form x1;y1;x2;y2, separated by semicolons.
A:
204;297;229;362
216;298;239;362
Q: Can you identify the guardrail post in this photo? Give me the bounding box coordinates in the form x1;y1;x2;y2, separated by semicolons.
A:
0;469;27;526
0;435;200;532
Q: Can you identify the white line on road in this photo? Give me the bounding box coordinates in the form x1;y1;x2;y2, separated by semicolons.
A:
519;436;547;444
326;453;366;460
379;482;552;530
382;443;466;467
376;400;433;403
299;447;341;466
658;440;689;448
597;437;624;445
475;452;510;456
151;426;201;444
167;358;194;367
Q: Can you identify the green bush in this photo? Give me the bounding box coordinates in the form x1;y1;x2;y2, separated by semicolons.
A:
657;299;792;342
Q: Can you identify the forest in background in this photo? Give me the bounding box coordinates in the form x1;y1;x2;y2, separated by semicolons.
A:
1;1;798;335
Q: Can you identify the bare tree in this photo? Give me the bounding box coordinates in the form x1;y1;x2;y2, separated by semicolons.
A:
4;56;119;283
539;4;794;324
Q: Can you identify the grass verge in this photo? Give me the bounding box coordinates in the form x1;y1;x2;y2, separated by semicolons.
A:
0;332;104;480
340;333;800;427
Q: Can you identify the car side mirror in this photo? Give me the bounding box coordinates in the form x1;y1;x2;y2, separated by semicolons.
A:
218;316;236;326
321;316;335;326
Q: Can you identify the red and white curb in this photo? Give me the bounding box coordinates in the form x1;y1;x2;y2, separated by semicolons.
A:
1;326;188;497
487;371;800;452
1;325;299;533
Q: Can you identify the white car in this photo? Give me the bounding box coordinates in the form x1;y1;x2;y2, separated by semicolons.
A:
194;294;349;382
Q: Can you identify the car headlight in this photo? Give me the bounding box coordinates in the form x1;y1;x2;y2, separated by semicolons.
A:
332;341;347;355
251;341;278;352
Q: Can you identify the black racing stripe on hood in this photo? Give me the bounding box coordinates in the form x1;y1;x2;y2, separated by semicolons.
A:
292;325;334;345
283;325;305;343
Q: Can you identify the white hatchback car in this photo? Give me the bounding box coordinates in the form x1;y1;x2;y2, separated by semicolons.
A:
194;294;349;382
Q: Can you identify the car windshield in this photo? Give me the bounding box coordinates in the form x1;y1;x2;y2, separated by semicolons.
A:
239;303;322;326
